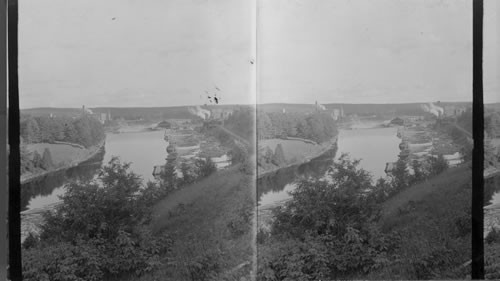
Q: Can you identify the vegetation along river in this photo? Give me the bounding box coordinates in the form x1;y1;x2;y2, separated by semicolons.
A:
258;126;401;209
22;130;167;212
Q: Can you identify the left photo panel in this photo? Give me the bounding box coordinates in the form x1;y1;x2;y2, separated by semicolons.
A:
15;0;256;280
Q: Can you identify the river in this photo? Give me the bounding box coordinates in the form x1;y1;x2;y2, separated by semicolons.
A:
258;126;401;208
22;130;167;212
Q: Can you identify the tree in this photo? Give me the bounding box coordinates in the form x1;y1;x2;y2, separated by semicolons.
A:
429;154;448;176
180;162;195;185
36;116;57;143
195;157;217;178
21;116;41;143
410;159;425;184
264;153;399;279
23;158;171;281
257;111;273;139
272;144;286;166
264;147;274;164
160;162;178;191
63;121;79;143
20;143;34;173
73;116;94;147
391;156;410;192
41;148;54;170
230;142;248;165
32;151;43;170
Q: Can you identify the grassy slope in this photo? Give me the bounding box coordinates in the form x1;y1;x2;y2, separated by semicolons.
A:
376;164;472;279
26;142;103;171
259;139;322;163
137;165;255;281
27;143;88;167
380;163;471;220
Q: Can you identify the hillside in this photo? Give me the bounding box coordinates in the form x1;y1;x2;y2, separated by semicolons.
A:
132;165;255;280
380;163;471;220
375;164;471;279
22;104;253;122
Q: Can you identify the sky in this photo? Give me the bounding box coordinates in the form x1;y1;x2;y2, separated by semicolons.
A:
258;0;499;104
19;0;498;108
19;0;254;108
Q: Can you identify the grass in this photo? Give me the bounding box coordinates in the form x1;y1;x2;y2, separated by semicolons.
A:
133;165;255;281
375;164;472;279
259;139;326;163
380;162;471;221
27;143;98;167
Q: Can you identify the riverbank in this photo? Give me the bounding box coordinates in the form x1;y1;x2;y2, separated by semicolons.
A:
257;135;338;179
20;140;105;242
21;140;106;185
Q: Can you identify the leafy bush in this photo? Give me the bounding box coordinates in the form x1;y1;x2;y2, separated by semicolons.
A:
259;154;400;280
486;228;500;245
486;241;500;279
194;157;217;179
22;157;172;280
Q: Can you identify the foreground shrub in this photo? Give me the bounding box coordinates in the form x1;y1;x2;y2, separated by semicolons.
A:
22;157;172;281
259;155;400;280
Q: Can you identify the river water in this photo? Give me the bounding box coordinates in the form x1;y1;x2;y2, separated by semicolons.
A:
22;130;167;212
258;126;401;208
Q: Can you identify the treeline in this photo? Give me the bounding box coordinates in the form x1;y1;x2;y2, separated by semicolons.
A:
258;111;337;143
223;107;254;142
21;146;55;174
21;114;105;148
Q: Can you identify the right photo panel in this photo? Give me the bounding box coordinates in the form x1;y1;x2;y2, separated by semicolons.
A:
256;0;474;279
484;0;500;279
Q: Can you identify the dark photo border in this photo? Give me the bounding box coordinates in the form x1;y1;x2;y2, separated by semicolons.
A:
5;0;487;280
8;0;21;280
472;0;484;279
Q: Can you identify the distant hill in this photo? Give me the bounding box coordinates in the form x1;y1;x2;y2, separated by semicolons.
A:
258;102;472;117
21;104;254;121
21;107;83;117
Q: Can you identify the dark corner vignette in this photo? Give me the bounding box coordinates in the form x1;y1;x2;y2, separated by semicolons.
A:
472;0;484;279
8;0;22;280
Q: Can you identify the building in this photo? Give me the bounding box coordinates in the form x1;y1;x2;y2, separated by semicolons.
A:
443;105;467;117
81;105;111;124
210;108;233;120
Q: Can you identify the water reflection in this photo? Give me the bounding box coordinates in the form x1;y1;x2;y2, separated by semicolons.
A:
257;147;336;204
21;149;105;211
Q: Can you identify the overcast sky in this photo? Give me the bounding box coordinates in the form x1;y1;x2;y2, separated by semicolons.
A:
20;0;498;108
19;0;254;108
258;0;499;104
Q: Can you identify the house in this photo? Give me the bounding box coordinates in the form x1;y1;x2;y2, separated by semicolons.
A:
443;105;467;117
